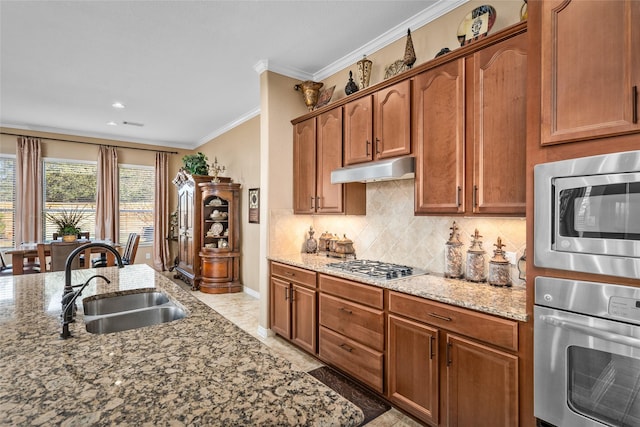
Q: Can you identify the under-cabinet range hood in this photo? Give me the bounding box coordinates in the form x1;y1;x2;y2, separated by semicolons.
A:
330;156;415;184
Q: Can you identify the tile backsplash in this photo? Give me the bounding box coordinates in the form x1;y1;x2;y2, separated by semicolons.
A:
270;179;526;285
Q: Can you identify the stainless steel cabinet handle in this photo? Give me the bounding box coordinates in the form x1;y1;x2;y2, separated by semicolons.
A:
428;312;452;322
540;314;640;349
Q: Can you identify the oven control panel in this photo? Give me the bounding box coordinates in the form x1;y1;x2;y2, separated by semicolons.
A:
609;296;640;323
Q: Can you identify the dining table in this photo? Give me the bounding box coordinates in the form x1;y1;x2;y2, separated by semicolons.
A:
5;240;121;275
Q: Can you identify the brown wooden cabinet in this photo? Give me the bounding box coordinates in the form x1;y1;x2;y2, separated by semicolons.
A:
172;171;213;290
269;262;317;354
198;182;241;294
343;80;411;166
414;31;527;216
387;291;519;426
293;109;366;215
318;274;385;393
540;0;640;145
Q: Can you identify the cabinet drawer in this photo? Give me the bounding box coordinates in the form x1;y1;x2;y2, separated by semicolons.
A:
271;262;316;288
319;274;384;309
319;294;384;351
319;326;384;393
388;291;518;352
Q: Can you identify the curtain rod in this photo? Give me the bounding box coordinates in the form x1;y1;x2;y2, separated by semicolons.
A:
1;131;179;154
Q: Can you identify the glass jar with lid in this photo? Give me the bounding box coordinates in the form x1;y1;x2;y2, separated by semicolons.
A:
488;237;512;287
444;221;463;278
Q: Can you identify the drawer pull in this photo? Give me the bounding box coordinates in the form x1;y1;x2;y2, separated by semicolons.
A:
446;342;452;366
339;343;354;353
284;287;289;301
339;307;353;315
428;312;452;322
284;271;295;277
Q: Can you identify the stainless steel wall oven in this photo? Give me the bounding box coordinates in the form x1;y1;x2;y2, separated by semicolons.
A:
534;276;640;427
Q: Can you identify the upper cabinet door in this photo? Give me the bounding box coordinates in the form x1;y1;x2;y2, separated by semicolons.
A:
316;108;344;214
344;96;374;165
293;118;317;214
413;59;466;214
471;32;527;215
541;0;640;145
374;80;412;159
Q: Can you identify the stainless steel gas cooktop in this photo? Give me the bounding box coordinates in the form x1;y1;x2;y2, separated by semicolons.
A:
325;259;428;281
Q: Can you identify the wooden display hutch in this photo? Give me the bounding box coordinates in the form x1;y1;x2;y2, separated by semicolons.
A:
172;170;215;290
198;181;242;294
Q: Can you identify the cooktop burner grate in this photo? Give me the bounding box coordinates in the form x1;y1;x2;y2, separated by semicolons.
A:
326;259;428;281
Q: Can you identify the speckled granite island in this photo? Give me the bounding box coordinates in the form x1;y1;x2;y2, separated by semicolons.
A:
269;253;527;322
0;265;363;426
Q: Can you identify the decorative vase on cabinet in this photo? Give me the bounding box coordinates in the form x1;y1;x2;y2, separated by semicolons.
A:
198;181;242;294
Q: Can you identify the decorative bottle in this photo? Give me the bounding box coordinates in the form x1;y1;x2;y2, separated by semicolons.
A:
488;237;512;287
305;226;318;254
465;229;486;282
444;221;463;278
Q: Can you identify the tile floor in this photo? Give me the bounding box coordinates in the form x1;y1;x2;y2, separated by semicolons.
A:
168;276;423;426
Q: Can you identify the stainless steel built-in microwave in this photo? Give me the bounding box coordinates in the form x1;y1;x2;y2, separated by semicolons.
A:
534;150;640;279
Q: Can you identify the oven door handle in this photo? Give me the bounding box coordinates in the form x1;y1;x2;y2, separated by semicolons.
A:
540;314;640;349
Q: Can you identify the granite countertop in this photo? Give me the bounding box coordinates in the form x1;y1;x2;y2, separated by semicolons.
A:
269;253;528;322
0;265;363;426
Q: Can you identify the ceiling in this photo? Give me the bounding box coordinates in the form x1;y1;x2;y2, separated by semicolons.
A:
0;0;461;150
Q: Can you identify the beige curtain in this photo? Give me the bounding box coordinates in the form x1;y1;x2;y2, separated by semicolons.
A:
153;152;170;270
15;136;42;243
95;146;119;241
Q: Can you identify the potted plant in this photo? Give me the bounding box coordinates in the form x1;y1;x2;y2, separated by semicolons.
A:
46;207;89;241
182;152;209;175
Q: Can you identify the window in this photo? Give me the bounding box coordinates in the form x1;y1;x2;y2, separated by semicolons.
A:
0;156;15;248
119;165;154;245
43;159;97;240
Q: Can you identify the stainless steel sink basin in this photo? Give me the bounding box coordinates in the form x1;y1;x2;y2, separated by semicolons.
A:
83;291;170;316
85;305;186;334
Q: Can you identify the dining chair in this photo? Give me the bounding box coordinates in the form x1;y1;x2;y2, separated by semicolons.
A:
92;233;139;268
38;242;91;272
52;232;90;240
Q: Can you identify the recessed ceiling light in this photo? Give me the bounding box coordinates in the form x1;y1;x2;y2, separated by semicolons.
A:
106;121;118;126
112;102;126;109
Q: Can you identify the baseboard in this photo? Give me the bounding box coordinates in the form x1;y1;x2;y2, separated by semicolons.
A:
256;324;273;339
243;286;260;299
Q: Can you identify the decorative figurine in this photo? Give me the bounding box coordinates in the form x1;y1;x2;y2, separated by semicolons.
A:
345;71;359;95
403;29;416;69
488;237;512;287
465;229;486;282
305;226;318;254
444;221;463;278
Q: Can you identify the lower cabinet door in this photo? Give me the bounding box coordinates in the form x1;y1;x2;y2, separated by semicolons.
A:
291;285;317;354
270;277;291;339
319;326;384;393
387;314;439;425
446;334;518;427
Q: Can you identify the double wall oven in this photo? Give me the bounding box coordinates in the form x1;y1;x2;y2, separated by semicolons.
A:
534;150;640;427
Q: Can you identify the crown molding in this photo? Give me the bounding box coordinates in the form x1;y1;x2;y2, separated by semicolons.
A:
195;106;261;148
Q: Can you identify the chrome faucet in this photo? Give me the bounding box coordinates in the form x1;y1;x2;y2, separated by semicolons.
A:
61;243;124;339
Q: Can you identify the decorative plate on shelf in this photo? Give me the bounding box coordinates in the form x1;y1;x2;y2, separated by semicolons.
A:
457;5;496;46
210;222;224;236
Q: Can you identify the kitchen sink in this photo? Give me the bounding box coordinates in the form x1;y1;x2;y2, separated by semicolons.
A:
82;289;186;334
85;305;186;334
83;290;170;316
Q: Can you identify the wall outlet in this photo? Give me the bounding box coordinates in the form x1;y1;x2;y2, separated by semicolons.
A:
504;251;517;265
145;253;151;259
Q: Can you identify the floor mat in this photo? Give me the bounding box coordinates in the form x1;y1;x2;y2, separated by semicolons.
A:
307;366;391;425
